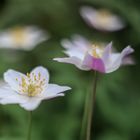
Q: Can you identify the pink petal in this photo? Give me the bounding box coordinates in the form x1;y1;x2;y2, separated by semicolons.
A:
83;53;105;73
102;42;112;62
105;46;134;73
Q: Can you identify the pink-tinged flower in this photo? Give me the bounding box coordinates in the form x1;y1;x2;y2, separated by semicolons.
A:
80;6;125;32
0;66;71;111
0;26;49;51
53;35;134;73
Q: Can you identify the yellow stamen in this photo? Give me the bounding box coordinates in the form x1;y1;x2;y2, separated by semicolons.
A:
91;44;103;58
11;27;26;46
96;9;112;26
16;72;46;97
98;9;112;18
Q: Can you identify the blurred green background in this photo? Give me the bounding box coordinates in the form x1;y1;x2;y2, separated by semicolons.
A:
0;0;139;140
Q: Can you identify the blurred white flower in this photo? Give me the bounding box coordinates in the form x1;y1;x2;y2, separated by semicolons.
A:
0;66;71;111
54;35;134;73
80;6;125;32
0;26;49;50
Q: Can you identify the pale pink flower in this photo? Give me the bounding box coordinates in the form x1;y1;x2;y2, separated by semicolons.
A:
54;35;134;73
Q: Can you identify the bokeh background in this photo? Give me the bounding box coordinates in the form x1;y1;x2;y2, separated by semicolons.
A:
0;0;139;140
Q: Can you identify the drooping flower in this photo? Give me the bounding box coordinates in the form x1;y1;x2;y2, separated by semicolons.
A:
80;6;125;32
54;35;134;73
0;66;71;111
0;26;49;50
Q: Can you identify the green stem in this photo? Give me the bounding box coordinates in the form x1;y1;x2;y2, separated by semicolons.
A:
86;71;98;140
80;73;93;140
27;111;32;140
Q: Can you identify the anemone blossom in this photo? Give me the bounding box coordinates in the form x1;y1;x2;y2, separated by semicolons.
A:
0;66;71;111
0;26;49;50
80;6;125;32
54;35;134;73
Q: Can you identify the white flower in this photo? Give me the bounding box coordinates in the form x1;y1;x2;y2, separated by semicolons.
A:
0;26;49;50
0;66;71;111
80;6;125;32
54;35;134;73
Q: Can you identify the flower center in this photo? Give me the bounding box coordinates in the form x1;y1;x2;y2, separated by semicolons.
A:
91;44;103;58
16;72;46;97
96;9;112;26
11;27;26;46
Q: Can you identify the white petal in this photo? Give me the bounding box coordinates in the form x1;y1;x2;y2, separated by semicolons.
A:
42;84;71;100
4;69;27;92
21;26;49;50
0;85;28;104
61;39;75;49
19;97;42;111
105;15;125;31
42;93;65;100
61;35;90;60
30;66;49;84
0;32;15;48
64;49;85;60
61;35;90;51
53;57;91;70
80;6;97;27
105;46;134;73
102;42;112;61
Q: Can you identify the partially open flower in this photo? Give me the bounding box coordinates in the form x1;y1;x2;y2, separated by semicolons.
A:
54;35;134;73
0;66;71;111
80;6;125;32
0;26;49;50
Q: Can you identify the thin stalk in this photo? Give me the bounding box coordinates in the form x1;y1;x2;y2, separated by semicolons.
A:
80;85;90;140
86;71;98;140
27;111;32;140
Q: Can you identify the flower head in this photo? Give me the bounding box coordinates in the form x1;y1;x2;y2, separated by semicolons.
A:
0;66;71;111
54;35;134;73
80;6;125;32
0;26;49;50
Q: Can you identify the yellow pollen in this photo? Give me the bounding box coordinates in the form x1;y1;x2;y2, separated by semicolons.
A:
91;44;103;58
98;9;112;17
16;72;46;97
96;9;112;26
11;27;26;46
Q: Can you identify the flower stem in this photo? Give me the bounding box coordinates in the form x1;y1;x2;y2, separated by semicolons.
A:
86;71;98;140
27;111;32;140
80;74;92;140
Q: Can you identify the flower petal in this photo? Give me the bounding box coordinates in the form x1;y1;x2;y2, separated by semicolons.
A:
64;49;85;60
105;46;134;73
22;26;48;50
30;66;49;84
0;32;15;48
61;35;90;51
53;57;91;70
4;69;27;92
61;35;90;60
42;84;71;99
83;53;105;73
102;42;112;64
0;85;28;104
19;97;42;111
